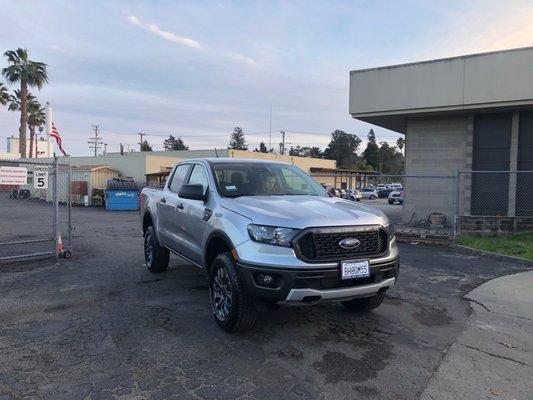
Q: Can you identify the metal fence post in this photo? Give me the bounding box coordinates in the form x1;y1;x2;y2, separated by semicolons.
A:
453;169;460;243
53;157;59;260
67;162;72;248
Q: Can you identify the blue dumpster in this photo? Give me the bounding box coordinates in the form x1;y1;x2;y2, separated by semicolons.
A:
105;179;140;211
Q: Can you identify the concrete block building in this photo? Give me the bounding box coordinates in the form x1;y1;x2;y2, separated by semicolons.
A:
349;46;533;231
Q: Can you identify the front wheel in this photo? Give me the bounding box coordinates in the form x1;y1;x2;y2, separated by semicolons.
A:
341;294;385;312
370;195;376;199
144;226;169;273
388;199;394;205
209;253;257;332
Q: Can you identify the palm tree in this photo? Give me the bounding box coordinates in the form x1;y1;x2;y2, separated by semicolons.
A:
9;90;42;157
2;48;48;158
0;83;10;106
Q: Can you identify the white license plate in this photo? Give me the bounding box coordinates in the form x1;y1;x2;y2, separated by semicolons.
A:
341;260;370;280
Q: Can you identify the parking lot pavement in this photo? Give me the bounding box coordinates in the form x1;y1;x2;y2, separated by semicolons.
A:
357;198;403;225
0;207;531;400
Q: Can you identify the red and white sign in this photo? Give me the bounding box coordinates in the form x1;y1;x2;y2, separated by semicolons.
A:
0;166;28;185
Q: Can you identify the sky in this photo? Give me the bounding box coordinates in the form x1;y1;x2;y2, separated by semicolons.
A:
0;0;532;156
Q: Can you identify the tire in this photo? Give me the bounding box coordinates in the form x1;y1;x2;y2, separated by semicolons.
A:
388;199;394;205
144;226;169;273
209;253;257;332
341;294;385;313
370;195;375;200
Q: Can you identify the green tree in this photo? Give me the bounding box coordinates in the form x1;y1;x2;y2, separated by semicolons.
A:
308;146;322;158
323;130;362;168
163;134;189;151
140;140;153;151
363;129;380;170
8;90;43;158
2;48;48;158
0;83;9;106
254;141;268;153
228;127;248;150
396;137;405;152
378;142;404;174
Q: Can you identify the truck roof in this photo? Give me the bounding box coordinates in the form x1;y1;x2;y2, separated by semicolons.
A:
183;157;290;165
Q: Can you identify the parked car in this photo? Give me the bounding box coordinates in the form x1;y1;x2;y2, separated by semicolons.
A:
388;190;404;205
361;188;379;199
140;159;399;332
347;189;362;201
378;188;394;198
391;183;403;190
376;184;385;191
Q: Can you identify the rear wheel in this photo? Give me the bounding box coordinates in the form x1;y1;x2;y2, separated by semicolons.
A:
341;294;385;312
388;199;394;205
209;253;257;332
144;226;169;273
370;195;376;199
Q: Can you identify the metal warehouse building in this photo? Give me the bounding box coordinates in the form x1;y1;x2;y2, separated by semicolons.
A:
349;46;533;232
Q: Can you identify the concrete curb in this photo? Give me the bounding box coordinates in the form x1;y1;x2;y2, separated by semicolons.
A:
455;244;533;265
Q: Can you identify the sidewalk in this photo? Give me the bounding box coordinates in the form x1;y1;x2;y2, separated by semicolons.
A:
421;271;533;400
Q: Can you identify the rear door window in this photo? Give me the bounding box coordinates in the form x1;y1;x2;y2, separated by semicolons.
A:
169;164;190;193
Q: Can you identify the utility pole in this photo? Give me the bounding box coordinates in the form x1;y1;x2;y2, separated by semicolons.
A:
88;125;103;156
280;130;286;155
138;132;147;151
269;104;272;152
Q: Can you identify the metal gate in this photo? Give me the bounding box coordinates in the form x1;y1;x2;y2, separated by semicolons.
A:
0;158;72;264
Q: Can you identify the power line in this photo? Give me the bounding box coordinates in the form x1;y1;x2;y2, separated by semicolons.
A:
88;124;103;156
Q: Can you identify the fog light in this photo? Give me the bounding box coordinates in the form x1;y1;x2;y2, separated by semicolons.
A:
254;272;276;288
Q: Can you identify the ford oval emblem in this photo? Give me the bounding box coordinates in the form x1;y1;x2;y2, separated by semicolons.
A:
338;237;361;249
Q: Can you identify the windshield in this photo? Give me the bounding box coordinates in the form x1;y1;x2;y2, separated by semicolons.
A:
212;162;327;197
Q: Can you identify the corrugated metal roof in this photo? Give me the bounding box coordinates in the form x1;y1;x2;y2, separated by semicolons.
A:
71;165;119;172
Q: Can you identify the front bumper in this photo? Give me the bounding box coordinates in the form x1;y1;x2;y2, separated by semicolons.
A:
236;258;399;304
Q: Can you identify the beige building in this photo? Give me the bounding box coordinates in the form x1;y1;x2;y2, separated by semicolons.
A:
20;148;337;186
3;136;55;158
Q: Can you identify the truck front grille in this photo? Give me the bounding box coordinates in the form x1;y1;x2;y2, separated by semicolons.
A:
293;226;388;263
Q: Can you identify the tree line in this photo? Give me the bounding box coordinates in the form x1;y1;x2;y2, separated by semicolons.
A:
225;126;405;174
142;126;405;174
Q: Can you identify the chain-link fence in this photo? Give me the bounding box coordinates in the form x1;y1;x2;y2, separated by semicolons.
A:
457;171;533;234
0;158;72;264
311;170;532;239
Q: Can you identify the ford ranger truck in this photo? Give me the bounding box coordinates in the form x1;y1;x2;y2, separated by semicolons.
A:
140;159;399;332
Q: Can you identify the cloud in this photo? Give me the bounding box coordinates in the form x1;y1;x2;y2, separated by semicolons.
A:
227;53;257;66
127;15;201;49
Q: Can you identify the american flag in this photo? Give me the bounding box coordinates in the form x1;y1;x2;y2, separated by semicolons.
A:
51;123;67;156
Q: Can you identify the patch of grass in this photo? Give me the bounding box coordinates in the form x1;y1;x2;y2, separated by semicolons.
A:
459;231;533;261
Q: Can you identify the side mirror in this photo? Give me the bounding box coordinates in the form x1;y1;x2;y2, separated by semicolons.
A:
179;184;207;201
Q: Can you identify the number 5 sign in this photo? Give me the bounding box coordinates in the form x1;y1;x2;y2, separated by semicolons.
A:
33;165;49;189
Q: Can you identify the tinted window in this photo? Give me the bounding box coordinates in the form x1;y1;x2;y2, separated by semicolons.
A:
213;162;325;197
169;164;190;193
188;164;209;193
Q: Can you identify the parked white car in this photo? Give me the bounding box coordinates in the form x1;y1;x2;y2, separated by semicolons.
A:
388;190;404;205
361;188;379;199
347;189;362;201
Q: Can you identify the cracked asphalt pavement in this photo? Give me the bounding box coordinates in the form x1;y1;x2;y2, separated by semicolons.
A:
0;207;531;399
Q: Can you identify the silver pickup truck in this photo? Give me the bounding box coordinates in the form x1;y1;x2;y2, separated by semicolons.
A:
140;158;399;332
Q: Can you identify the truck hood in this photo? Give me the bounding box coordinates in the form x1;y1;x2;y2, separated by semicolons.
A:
220;195;388;229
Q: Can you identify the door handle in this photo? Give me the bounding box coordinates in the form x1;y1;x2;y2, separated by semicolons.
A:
177;203;184;210
160;197;166;204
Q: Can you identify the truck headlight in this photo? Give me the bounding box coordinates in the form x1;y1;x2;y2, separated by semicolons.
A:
385;223;395;240
247;224;299;247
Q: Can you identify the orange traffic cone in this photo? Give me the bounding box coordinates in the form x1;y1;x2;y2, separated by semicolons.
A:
56;233;65;253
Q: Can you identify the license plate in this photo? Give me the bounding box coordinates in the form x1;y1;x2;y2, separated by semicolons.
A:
341;260;370;280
